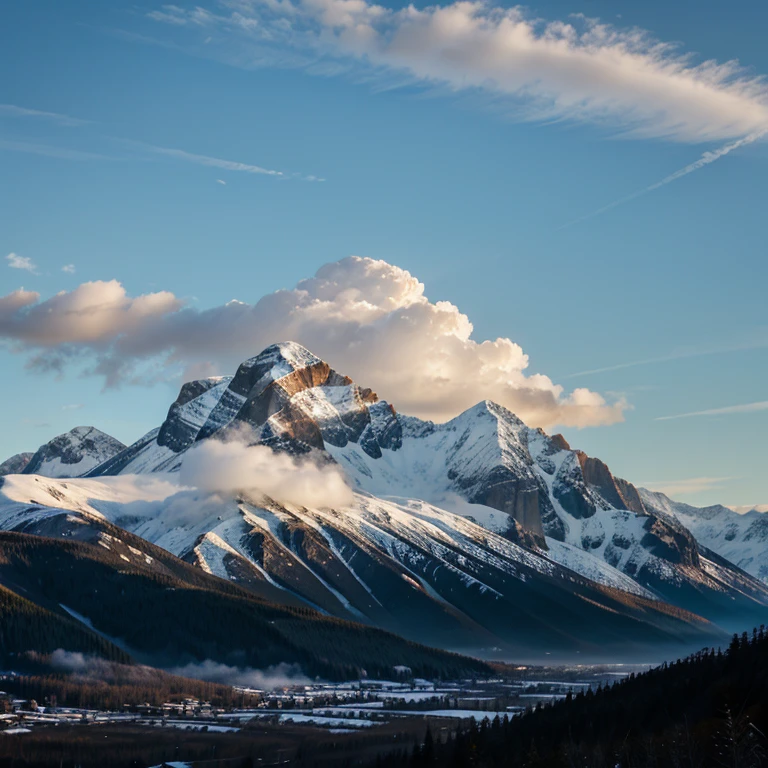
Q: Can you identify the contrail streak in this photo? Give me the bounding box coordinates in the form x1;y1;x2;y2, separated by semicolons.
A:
560;130;767;230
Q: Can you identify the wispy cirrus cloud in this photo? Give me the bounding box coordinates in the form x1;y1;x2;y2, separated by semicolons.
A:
643;476;734;496
145;0;768;144
6;253;38;274
656;400;768;421
141;142;285;177
62;264;76;274
0;103;90;127
560;130;768;228
0;102;321;181
568;335;768;378
0;138;113;162
138;0;768;213
0;136;320;183
132;141;324;181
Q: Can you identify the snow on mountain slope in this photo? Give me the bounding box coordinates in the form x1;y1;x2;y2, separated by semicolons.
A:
88;377;232;476
329;394;768;617
4;342;765;651
0;472;179;524
542;538;656;599
0;472;720;656
528;433;679;584
21;427;126;478
328;401;545;544
81;343;768;621
640;488;768;584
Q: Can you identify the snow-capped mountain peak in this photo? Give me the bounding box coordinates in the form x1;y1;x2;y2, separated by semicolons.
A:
4;342;765;654
640;487;768;584
21;426;126;478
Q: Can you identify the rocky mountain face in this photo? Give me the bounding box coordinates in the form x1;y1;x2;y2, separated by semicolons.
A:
640;488;768;584
1;342;766;658
19;427;126;478
0;452;33;476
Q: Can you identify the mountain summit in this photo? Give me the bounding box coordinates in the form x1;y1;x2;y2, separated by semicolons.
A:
18;426;126;478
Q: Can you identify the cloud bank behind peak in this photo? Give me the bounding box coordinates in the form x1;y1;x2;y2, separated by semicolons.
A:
0;256;626;429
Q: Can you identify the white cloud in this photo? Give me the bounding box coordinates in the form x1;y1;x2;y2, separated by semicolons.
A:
128;141;321;181
62;264;76;274
61;403;84;411
144;142;284;177
179;433;354;508
216;178;227;184
148;0;768;144
6;253;38;274
0;138;112;162
728;504;768;514
561;129;767;227
656;400;768;421
0;103;90;127
0;256;626;428
0;279;181;346
644;476;734;496
568;335;768;378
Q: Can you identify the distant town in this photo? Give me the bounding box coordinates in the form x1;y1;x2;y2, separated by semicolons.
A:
1;665;641;737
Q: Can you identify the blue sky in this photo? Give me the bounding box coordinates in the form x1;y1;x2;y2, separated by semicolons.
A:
1;0;766;507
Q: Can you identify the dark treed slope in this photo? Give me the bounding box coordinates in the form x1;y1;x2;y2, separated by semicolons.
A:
0;584;130;664
0;530;490;681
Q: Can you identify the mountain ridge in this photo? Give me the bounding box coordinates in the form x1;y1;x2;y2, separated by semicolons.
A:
1;342;766;658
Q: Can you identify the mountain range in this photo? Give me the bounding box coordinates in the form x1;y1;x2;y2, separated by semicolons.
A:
1;342;766;667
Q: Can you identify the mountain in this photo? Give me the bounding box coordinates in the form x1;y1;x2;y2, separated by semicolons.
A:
1;342;765;659
87;342;768;631
0;469;721;659
19;426;126;478
0;452;33;476
640;487;768;584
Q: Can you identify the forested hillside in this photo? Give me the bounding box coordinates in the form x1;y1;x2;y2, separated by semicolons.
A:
387;628;768;767
0;531;490;681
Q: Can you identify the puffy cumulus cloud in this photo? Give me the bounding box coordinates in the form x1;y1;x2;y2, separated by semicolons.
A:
6;253;38;273
0;256;626;428
179;434;354;508
147;0;768;144
0;280;180;346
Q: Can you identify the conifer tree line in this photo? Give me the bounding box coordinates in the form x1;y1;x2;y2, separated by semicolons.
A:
375;628;768;768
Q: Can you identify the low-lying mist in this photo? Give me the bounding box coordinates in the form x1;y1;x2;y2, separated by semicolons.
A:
167;659;311;689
